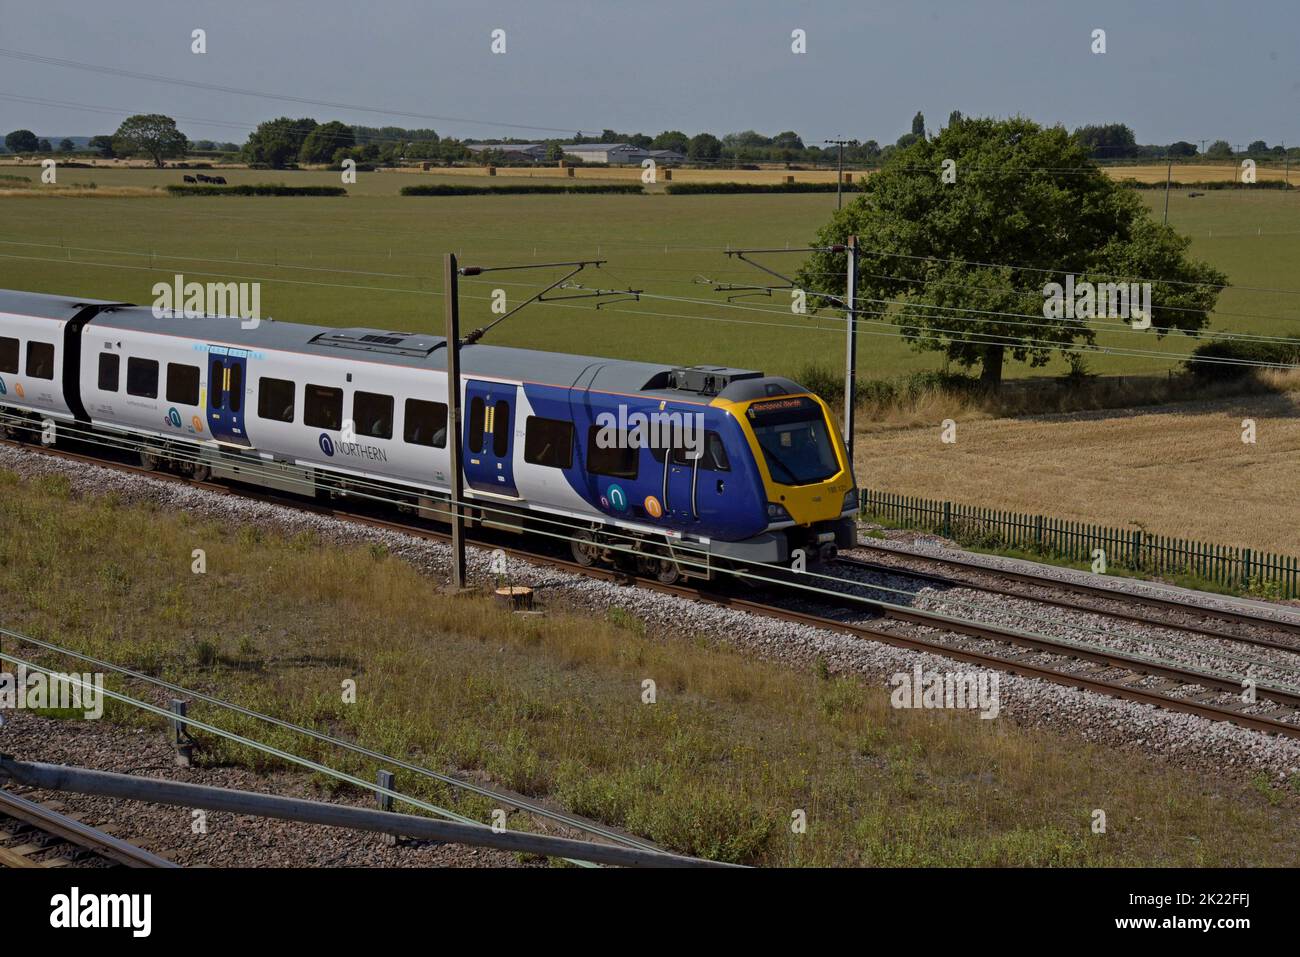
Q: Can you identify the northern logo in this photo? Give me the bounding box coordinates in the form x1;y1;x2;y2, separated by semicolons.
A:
319;433;335;457
0;376;6;396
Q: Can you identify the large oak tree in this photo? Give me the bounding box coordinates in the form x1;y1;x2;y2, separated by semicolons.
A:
797;117;1228;387
113;114;188;167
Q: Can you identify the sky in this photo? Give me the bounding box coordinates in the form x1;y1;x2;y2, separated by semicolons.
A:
1;0;1297;148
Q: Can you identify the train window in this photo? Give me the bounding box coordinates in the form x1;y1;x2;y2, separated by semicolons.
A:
126;357;159;398
354;391;394;440
210;358;225;399
524;417;574;469
26;342;55;380
0;337;17;374
467;397;485;453
98;353;120;392
258;377;295;423
671;430;730;471
228;365;243;413
166;363;200;405
492;400;510;457
585;425;638;479
404;399;447;448
304;384;343;430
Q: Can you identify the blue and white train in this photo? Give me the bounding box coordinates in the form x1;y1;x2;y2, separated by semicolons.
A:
0;289;857;582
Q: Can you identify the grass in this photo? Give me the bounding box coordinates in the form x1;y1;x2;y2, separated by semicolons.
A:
0;168;1296;384
1;468;1298;865
853;383;1300;557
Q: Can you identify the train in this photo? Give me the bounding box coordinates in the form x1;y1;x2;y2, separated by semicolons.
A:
0;288;857;583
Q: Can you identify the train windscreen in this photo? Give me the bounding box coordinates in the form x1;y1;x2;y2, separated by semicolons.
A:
745;396;840;486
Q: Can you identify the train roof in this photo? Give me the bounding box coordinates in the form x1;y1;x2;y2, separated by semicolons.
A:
0;289;781;402
0;289;125;320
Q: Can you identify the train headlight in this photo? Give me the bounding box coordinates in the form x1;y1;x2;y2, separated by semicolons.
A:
842;488;859;514
766;502;792;522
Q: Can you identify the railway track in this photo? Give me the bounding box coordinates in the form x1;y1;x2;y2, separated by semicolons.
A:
845;543;1300;641
5;430;1300;740
0;786;176;868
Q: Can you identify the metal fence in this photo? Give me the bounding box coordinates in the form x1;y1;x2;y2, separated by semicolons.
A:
859;488;1300;599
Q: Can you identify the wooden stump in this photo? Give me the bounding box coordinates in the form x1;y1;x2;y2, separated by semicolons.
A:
493;585;534;611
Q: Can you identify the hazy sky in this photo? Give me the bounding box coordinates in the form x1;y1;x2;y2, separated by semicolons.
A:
2;0;1297;148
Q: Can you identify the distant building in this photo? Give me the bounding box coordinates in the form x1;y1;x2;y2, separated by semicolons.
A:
562;143;651;165
464;142;548;163
646;148;686;163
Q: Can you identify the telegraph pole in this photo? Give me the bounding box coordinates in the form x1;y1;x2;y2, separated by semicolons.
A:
444;252;467;589
843;236;859;459
1162;160;1172;225
824;138;855;209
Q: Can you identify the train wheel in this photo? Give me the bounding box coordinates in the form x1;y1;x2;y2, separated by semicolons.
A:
570;529;600;567
654;559;681;586
138;448;160;471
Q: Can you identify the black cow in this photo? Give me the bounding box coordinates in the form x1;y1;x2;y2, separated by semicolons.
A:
195;174;211;183
211;175;227;185
183;175;197;183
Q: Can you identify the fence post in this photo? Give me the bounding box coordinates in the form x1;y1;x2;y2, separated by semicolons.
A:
376;769;400;846
942;501;952;538
1242;548;1252;590
1131;530;1143;571
169;699;193;768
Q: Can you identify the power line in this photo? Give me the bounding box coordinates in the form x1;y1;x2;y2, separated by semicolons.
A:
0;47;601;136
4;249;1294;373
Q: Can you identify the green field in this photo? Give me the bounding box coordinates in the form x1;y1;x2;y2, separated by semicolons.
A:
1;166;1297;383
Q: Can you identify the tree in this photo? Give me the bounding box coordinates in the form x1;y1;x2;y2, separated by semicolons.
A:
911;111;925;137
5;129;39;153
1166;141;1197;158
795;117;1227;388
545;142;566;162
772;130;805;150
242;117;318;168
298;121;355;164
1247;139;1269;155
1206;140;1233;158
895;132;921;149
58;138;75;152
88;135;115;158
113;114;187;167
724;130;772;149
687;133;722;160
36;138;52;152
948;110;964;129
651;130;689;153
1074;123;1138;159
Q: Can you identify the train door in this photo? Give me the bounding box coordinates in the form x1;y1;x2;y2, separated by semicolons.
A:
664;446;698;523
463;380;518;496
206;347;251;446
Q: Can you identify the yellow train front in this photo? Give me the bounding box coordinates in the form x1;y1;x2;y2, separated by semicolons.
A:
706;379;858;570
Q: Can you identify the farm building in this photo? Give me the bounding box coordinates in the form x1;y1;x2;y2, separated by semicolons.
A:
464;142;548;162
562;143;651;164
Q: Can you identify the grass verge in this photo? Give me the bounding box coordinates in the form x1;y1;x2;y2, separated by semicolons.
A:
1;468;1297;865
